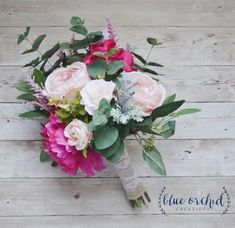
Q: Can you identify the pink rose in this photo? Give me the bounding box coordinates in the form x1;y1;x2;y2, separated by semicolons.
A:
84;38;136;72
43;62;91;101
123;72;166;116
64;119;92;150
80;79;116;115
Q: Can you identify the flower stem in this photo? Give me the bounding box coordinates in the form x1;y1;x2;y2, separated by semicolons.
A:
144;45;154;67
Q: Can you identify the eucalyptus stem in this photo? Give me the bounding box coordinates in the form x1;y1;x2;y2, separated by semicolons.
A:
26;38;53;67
144;45;154;67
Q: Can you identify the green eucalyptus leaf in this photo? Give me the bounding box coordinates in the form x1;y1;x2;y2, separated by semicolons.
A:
23;57;41;67
143;68;158;75
147;37;161;46
66;54;85;64
71;25;88;35
132;52;147;64
93;125;119;150
88;31;103;36
159;120;176;139
17;93;37;101
104;138;124;162
16;81;32;93
143;145;166;175
19;110;49;119
41;43;60;60
60;42;70;49
107;61;125;75
32;34;46;50
163;94;176;105
70;16;83;26
147;62;163;67
152;100;185;118
175;108;201;116
93;110;108;126
17;34;25;45
40;150;50;162
33;68;46;85
93;51;105;57
87;59;107;78
98;98;112;117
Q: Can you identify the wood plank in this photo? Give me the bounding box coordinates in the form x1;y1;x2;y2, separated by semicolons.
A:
0;177;234;216
0;103;234;140
2;66;235;103
0;214;234;228
0;0;234;27
0;139;234;178
0;27;235;66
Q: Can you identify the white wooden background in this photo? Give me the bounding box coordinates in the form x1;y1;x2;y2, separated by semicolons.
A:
0;0;235;227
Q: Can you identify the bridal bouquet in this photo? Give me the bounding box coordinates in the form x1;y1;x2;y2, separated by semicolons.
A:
16;17;200;208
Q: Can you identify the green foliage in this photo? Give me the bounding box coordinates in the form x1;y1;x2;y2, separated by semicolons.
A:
60;42;70;49
71;25;88;35
99;137;124;162
163;94;176;105
98;98;112;117
16;81;32;93
56;93;87;125
158;120;176;139
147;62;163;67
87;59;107;78
143;144;166;176
19;110;49;119
22;34;46;54
142;67;158;75
152;100;185;118
92;110;108;127
132;52;147;64
93;125;119;150
40;150;50;162
33;68;46;85
70;16;84;26
41;43;60;60
175;108;201;116
147;37;161;46
17;27;30;44
24;57;41;68
107;61;125;75
17;93;37;101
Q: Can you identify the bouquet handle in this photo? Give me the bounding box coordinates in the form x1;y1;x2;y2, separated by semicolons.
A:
114;145;151;207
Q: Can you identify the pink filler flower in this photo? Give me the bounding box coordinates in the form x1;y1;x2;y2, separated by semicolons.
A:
41;113;105;176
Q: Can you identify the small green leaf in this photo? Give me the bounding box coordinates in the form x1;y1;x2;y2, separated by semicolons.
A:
23;57;41;67
143;145;166;175
133;63;144;72
147;37;161;46
71;25;88;35
17;34;25;45
107;48;118;57
152;100;185;118
175;108;201;116
71;16;83;26
88;31;103;36
93;126;119;150
33;68;46;85
147;62;163;67
40;150;50;162
32;34;46;50
87;59;107;78
107;61;125;75
98;98;112;117
16;81;32;93
159;120;176;139
163;94;176;105
132;52;147;64
66;54;85;64
93;51;105;57
60;42;70;49
41;43;60;60
17;93;37;101
143;68;158;75
19;110;49;119
92;110;108;126
24;26;30;38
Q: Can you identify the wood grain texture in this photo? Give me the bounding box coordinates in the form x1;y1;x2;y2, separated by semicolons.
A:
1;66;235;103
0;214;234;228
0;0;234;27
0;139;234;178
0;177;234;216
1;27;235;66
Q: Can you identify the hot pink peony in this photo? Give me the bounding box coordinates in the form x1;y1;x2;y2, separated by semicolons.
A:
84;38;135;72
41;113;105;176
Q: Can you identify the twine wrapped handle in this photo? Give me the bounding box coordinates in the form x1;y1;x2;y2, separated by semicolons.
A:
114;146;151;208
